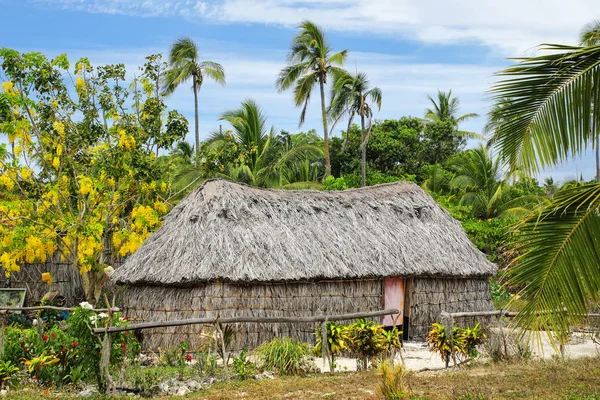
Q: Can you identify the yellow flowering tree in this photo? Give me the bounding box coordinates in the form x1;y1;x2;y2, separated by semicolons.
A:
0;50;188;302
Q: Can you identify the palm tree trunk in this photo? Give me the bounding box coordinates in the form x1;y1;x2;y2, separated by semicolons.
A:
193;79;200;167
319;79;331;178
343;113;354;150
361;113;366;187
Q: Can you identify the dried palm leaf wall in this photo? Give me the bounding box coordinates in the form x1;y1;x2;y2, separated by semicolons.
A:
122;276;493;350
409;277;494;339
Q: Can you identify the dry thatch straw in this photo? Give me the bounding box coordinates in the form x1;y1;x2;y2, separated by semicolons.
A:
112;179;495;286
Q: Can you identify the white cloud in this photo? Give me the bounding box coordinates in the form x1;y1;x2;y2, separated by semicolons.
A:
33;0;600;55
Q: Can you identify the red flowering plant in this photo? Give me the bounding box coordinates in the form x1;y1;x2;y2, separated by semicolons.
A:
177;340;191;379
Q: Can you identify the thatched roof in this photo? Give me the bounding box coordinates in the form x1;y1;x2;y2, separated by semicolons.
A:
112;179;495;286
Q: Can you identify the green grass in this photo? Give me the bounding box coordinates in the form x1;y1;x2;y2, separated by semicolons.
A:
3;356;600;399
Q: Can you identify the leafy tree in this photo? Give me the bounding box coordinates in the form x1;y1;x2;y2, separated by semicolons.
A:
488;35;600;343
0;49;187;302
162;37;225;163
276;20;347;178
329;70;382;187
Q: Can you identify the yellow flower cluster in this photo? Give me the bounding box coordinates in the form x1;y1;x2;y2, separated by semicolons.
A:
77;236;103;272
52;157;60;170
0;174;14;190
75;77;85;90
24;236;48;263
53;121;65;137
118;129;136;150
20;168;32;181
1;81;13;93
0;252;19;277
78;176;95;196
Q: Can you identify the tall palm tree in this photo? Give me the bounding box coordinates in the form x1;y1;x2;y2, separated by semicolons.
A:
329;70;382;187
161;37;225;164
276;20;347;178
580;20;600;181
425;90;478;126
488;34;600;344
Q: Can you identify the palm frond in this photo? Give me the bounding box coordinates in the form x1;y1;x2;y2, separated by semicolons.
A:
200;61;226;85
488;44;600;174
509;183;600;345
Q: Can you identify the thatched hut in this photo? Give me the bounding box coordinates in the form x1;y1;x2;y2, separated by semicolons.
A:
111;179;496;349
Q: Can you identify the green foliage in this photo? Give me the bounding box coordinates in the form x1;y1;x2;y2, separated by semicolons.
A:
256;337;312;376
4;313;31;328
232;349;255;380
322;175;348;191
490;280;511;308
194;350;218;376
426;323;486;367
0;360;19;387
62;365;85;386
314;321;347;366
345;319;388;370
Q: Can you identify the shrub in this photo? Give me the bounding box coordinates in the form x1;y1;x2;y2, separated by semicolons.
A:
0;360;19;388
194;350;218;376
426;322;486;367
345;319;388;370
314;321;348;369
232;349;255;380
5;313;32;328
376;360;411;400
256;337;313;376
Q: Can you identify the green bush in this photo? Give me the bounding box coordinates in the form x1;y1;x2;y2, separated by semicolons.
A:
345;319;388;370
232;349;255;380
426;322;486;367
0;360;19;388
256;337;312;376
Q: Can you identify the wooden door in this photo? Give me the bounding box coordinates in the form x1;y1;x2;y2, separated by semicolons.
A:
383;277;404;326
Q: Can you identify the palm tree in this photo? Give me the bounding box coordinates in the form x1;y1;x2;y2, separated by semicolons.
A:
214;99;323;188
580;20;600;181
172;141;194;164
276;20;347;178
329;70;382;187
488;33;600;344
425;90;478;126
161;37;225;164
448;145;541;219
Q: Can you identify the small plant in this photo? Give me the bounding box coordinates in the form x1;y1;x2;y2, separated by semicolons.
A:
457;323;486;360
314;321;347;370
194;350;218;376
62;365;85;386
130;366;161;394
426;323;459;367
0;360;19;388
381;328;403;360
376;360;411;400
232;349;255;380
256;337;313;376
177;340;190;380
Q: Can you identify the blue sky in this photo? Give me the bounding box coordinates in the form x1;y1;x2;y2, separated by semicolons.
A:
2;0;600;181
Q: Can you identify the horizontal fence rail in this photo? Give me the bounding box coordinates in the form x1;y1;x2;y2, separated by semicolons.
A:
0;306;120;313
92;308;400;334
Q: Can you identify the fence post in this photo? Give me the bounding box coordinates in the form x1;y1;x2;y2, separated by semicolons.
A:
321;318;330;372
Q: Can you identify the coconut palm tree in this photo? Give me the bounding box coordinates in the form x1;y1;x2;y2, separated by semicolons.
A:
488;32;600;344
161;37;225;164
213;99;323;188
425;90;478;126
329;70;382;187
448;145;542;219
580;20;600;181
276;20;347;178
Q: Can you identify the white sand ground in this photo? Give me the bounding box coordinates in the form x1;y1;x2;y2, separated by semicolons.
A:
316;331;600;373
